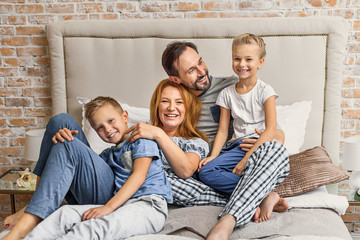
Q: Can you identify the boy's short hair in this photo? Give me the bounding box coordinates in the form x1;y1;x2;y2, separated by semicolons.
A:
162;41;198;77
85;96;123;120
232;33;266;59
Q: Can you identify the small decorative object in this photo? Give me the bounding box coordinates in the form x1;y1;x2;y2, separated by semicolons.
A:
17;168;37;190
24;129;45;171
343;136;360;199
354;189;360;201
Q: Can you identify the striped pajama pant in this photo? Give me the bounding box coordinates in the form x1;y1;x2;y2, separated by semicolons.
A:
166;141;290;227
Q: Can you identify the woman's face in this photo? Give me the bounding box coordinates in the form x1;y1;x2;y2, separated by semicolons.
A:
158;86;186;136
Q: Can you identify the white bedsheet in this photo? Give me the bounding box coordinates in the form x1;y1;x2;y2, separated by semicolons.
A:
285;186;349;215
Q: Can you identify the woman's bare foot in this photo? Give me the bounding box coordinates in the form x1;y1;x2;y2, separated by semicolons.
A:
2;212;41;240
206;214;236;240
2;206;26;229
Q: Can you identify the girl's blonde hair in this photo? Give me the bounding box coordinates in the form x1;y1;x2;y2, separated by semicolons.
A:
232;33;266;59
150;79;207;141
84;96;123;120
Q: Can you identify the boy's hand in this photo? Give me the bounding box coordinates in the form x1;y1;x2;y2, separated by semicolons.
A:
81;205;114;221
52;128;79;144
232;158;247;176
198;156;215;172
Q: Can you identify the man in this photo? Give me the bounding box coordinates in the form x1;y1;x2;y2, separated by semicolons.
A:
162;41;290;240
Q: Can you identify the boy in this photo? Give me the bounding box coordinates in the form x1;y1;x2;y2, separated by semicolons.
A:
24;96;172;240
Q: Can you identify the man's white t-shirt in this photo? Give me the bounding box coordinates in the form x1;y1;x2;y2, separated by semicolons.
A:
216;79;278;144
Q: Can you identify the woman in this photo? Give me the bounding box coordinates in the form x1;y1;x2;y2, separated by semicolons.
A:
2;79;209;239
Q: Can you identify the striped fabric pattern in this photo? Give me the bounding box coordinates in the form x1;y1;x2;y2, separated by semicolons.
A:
168;141;289;227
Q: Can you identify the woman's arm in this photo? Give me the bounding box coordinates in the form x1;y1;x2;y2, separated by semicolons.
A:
232;96;277;176
126;123;200;179
81;156;152;221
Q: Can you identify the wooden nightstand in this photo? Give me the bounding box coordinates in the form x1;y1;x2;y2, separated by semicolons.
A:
0;170;36;214
339;180;360;236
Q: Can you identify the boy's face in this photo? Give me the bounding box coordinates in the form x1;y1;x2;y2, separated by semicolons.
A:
169;47;210;96
232;43;264;82
89;103;128;145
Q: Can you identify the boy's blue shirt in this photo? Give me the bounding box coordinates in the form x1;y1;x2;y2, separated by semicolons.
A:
99;137;173;203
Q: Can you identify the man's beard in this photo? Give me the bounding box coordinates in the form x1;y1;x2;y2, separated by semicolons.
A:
193;70;210;91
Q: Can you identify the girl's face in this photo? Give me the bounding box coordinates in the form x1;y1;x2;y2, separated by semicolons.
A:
232;43;264;82
158;86;186;136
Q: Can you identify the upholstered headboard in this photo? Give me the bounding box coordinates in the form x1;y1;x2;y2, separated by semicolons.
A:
46;17;348;165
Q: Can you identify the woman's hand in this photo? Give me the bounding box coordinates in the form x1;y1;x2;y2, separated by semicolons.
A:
232;158;247;176
198;156;215;172
81;205;114;221
126;122;162;143
52;128;79;144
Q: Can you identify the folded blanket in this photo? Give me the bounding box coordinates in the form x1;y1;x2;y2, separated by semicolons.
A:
285;186;349;215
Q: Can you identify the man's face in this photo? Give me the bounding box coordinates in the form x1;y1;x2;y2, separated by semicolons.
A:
172;47;210;96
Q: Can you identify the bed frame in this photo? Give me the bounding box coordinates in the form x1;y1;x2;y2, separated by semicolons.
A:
46;17;350;239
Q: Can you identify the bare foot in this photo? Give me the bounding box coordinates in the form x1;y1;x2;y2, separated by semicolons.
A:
2;212;41;240
253;207;261;223
2;206;26;229
253;193;289;223
206;214;236;240
257;191;280;222
273;197;289;213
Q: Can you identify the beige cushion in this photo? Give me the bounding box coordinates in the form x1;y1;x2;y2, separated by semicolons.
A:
275;146;349;197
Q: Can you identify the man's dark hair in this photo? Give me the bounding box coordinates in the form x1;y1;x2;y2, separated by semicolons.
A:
161;41;198;77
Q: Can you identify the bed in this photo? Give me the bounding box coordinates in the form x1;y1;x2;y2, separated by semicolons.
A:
45;17;351;239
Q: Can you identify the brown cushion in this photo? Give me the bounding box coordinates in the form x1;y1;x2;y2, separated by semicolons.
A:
274;146;349;197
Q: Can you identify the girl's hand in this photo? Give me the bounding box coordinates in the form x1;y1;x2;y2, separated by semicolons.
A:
126;122;162;143
198;156;215;172
52;128;79;144
232;158;247;176
81;205;114;221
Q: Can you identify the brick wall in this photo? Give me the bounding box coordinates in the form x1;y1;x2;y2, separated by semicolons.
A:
0;0;359;230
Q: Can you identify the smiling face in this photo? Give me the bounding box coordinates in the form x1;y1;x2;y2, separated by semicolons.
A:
89;103;128;145
171;47;211;96
158;86;186;136
232;43;264;82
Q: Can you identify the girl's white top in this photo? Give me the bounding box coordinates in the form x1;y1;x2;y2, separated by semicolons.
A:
216;79;278;143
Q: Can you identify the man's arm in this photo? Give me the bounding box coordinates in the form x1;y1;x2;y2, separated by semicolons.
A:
239;128;284;152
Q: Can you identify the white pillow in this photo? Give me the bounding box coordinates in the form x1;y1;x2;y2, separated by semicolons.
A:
77;97;150;154
77;97;311;155
276;101;312;155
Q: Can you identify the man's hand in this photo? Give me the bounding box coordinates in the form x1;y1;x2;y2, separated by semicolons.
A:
52;128;79;144
239;128;263;152
239;128;285;152
82;205;114;221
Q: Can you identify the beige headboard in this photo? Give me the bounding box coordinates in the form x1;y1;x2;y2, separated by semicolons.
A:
46;17;348;165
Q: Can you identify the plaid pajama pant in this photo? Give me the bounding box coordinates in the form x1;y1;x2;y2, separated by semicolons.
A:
166;141;289;227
